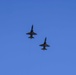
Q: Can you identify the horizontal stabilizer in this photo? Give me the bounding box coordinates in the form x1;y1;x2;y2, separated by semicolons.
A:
41;47;47;50
28;36;34;39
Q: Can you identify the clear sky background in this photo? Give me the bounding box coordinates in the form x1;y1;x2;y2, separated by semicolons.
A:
0;0;76;75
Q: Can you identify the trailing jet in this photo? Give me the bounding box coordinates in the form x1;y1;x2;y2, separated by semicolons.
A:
39;37;50;50
26;25;37;39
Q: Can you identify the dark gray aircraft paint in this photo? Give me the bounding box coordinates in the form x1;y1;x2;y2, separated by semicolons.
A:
39;37;50;50
26;25;37;39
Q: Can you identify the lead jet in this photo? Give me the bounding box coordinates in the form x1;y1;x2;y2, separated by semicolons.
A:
39;37;50;50
26;25;37;39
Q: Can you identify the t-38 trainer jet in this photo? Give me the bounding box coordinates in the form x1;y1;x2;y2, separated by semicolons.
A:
39;37;50;50
26;25;37;39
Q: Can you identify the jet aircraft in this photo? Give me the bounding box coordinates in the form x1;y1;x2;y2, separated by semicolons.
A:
39;37;50;50
26;25;37;39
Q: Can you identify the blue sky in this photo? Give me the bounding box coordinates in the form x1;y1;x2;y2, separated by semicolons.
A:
0;0;76;75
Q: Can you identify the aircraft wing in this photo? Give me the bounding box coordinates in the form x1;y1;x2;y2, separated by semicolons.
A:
46;44;50;47
32;32;37;35
26;32;31;35
39;44;50;47
39;44;44;46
